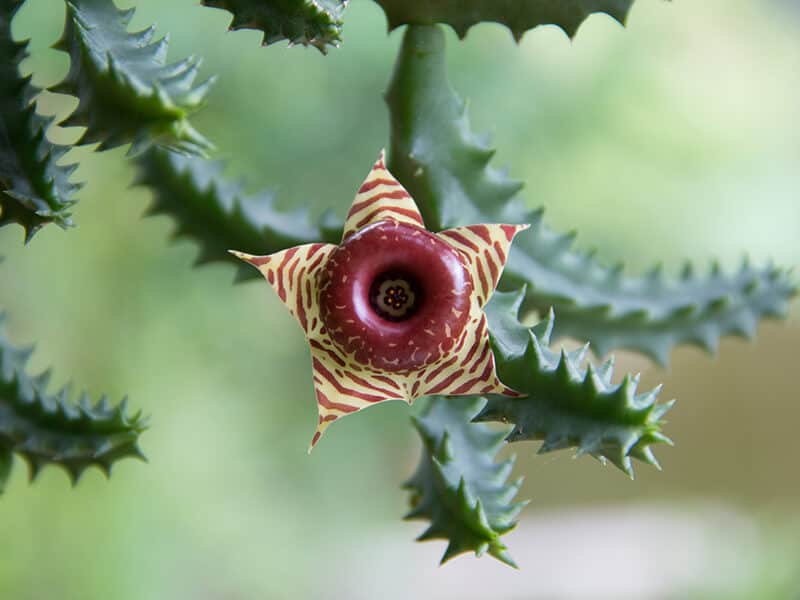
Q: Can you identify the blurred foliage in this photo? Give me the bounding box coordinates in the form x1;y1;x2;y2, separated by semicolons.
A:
0;0;797;598
405;396;525;567
201;0;348;53
0;313;146;486
54;0;214;155
132;147;335;279
0;0;77;239
373;0;633;40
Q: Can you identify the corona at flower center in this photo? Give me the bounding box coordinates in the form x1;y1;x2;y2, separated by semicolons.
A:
370;274;418;320
318;220;472;371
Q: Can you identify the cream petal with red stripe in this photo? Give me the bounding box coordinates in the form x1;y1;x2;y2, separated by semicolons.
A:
229;243;336;337
438;224;530;307
231;150;529;451
230;243;409;449
412;313;519;399
307;342;406;449
342;149;424;240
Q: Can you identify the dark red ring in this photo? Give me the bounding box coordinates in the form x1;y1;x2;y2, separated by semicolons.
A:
317;221;472;371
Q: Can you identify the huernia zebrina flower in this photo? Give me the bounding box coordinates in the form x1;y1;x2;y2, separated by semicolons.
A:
231;151;528;449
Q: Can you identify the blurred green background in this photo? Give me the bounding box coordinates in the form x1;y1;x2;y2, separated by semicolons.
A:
1;0;799;598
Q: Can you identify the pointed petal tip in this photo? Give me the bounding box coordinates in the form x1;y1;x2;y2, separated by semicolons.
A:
228;249;251;261
344;151;424;237
308;415;339;453
501;386;525;398
307;430;322;454
369;148;388;172
228;249;269;267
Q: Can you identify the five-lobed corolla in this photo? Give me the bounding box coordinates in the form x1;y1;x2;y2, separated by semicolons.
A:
231;150;528;449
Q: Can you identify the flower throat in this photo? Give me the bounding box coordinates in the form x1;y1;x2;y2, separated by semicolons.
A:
369;270;422;321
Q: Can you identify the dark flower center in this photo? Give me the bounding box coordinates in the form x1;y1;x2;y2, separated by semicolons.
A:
369;271;421;321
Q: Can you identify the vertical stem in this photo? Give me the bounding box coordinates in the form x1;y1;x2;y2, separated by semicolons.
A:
384;25;452;231
384;24;521;232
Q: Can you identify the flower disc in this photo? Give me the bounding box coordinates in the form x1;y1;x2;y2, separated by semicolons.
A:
318;220;472;371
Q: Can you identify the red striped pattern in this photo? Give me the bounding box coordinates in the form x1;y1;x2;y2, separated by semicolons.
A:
438;224;529;307
409;313;519;399
342;150;425;240
230;153;528;452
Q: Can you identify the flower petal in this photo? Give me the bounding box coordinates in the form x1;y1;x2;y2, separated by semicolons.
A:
308;341;406;450
229;243;336;336
413;313;522;398
342;149;425;240
438;224;530;307
231;243;412;449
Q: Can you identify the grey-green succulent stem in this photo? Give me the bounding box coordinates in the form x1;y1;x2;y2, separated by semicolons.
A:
385;24;797;365
0;0;78;240
482;288;673;477
373;0;634;40
201;0;349;54
53;0;214;156
0;313;147;489
405;396;526;567
132;148;339;279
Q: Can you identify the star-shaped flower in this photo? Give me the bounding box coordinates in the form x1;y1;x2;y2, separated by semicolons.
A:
231;151;528;449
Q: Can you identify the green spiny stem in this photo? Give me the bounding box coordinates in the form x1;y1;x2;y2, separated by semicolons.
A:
481;288;673;477
385;24;797;365
373;0;634;40
53;0;214;156
528;257;797;363
201;0;349;54
0;313;147;488
0;0;79;241
133;147;339;279
405;396;526;567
